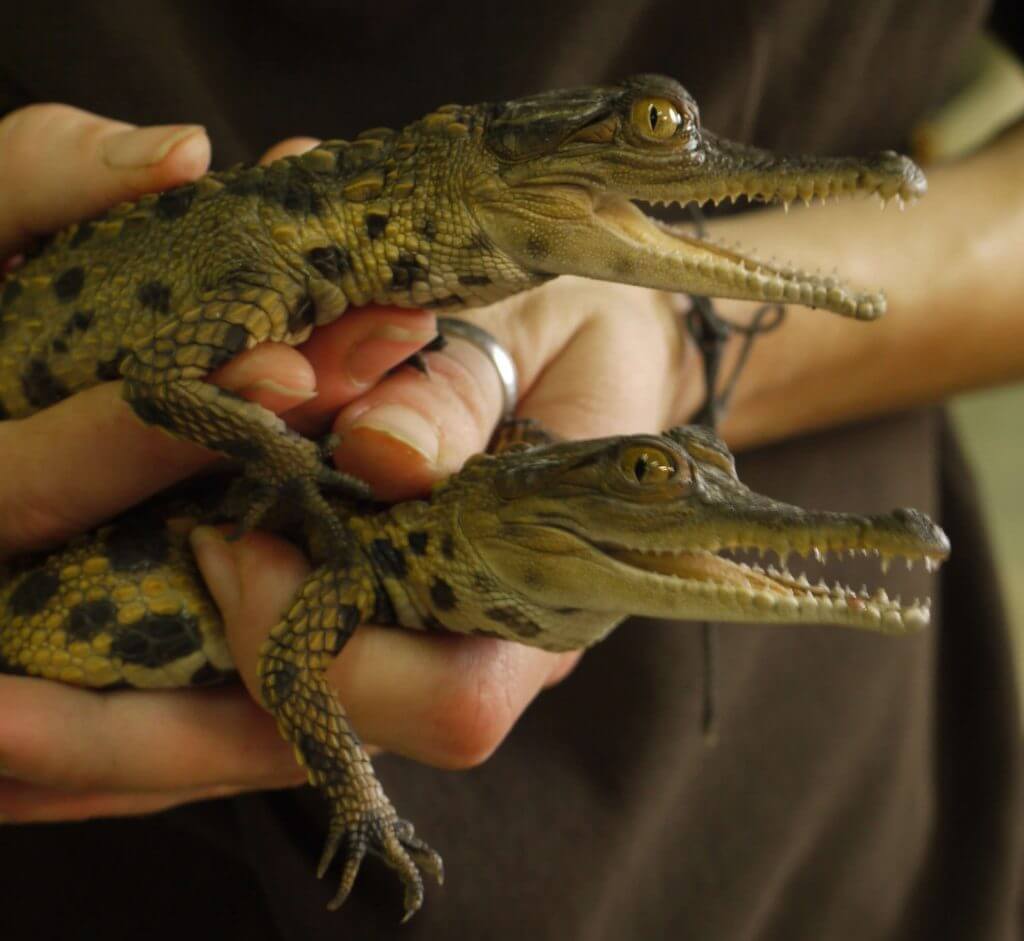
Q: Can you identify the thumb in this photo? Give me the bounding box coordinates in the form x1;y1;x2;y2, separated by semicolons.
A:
0;103;209;257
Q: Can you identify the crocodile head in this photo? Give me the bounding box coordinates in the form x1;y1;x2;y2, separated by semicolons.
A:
465;74;925;319
430;426;949;651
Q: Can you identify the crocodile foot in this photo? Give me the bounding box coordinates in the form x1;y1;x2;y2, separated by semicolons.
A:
231;437;370;545
319;805;444;921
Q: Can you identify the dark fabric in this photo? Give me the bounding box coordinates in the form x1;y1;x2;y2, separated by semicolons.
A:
2;2;1021;939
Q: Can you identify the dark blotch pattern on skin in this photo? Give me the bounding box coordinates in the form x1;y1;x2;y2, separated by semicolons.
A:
190;662;233;687
288;294;316;333
369;538;407;578
430;578;456;611
371;587;397;626
366;213;388;239
155;185;196;220
207;324;250;369
111;613;201;668
268;662;298;701
0;399;8;420
306;245;350;282
21;359;70;408
407;531;429;555
457;274;492;286
8;570;61;617
53;267;85;303
441;535;456;560
422;295;463;309
390;252;428;289
129;396;177;433
208;438;265;462
2;279;23;308
96;349;126;381
299;732;338;775
332;604;361;655
422;614;446;632
525;235;548;259
69;221;95;248
138;281;172;314
68;599;117;641
228;165;321;215
420;218;438;241
51;338;68;354
104;518;171;573
66;310;94;334
483;605;543;638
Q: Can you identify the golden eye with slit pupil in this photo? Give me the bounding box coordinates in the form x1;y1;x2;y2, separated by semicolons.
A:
620;446;675;483
631;98;681;140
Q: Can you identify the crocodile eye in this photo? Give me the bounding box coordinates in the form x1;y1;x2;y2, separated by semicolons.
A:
620;445;675;484
630;97;681;141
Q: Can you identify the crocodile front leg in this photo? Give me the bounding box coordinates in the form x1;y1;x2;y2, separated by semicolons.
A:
121;288;369;543
257;561;443;918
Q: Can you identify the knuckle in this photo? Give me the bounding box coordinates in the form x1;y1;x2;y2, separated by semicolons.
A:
426;641;524;769
0;103;82;166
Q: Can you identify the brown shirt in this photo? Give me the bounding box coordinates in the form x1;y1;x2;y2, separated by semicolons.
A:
1;2;1020;939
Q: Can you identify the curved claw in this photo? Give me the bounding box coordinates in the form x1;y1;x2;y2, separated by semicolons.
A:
317;814;442;920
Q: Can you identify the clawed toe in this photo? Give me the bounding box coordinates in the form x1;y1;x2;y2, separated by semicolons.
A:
318;814;442;920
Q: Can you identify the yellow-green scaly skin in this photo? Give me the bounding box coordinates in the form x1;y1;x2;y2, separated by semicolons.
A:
0;77;933;919
0;422;949;919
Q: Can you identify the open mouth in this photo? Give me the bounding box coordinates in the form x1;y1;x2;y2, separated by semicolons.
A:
601;535;947;632
580;151;926;320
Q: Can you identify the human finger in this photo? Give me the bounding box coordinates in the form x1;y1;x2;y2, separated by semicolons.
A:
194;527;579;769
0;676;301;796
0;103;209;258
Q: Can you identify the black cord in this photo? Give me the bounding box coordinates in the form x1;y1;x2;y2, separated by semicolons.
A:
682;205;787;743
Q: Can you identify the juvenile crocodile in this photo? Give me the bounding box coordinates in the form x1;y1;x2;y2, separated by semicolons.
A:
0;424;950;918
0;74;925;539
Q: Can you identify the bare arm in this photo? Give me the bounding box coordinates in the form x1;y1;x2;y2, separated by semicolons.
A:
711;122;1024;450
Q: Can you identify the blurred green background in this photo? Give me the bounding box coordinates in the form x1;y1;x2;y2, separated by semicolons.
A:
953;387;1024;715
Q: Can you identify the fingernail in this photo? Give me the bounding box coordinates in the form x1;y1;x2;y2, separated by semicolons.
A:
189;526;241;621
347;325;438;386
349;404;439;463
102;124;206;169
237;378;317;403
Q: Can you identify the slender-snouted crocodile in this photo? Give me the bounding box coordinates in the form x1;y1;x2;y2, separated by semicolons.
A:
0;425;950;919
0;74;925;541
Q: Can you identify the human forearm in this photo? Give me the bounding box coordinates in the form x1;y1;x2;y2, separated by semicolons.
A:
710;122;1024;450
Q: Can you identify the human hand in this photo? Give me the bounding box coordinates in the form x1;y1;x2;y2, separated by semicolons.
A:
0;112;440;820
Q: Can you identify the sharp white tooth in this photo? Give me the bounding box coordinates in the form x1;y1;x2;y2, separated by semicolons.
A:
906;558;914;571
883;610;903;630
876;588;890;603
777;595;799;615
859;585;869;599
925;557;938;573
880;556;891;574
904;607;928;629
817;578;828;590
812;547;825;564
797;574;810;587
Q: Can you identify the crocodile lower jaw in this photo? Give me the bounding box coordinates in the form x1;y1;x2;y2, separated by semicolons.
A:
590;193;885;319
604;545;934;632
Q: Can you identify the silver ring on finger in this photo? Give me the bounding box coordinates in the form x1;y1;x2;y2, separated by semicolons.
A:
437;318;519;420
